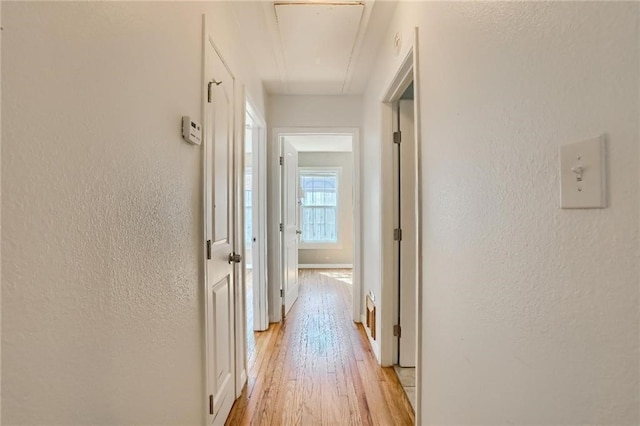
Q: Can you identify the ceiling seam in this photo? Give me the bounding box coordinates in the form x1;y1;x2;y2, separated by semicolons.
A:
341;3;368;94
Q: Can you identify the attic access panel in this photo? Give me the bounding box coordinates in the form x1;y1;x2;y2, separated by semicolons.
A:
274;3;364;93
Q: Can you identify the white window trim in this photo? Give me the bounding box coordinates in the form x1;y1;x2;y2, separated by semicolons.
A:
298;166;343;250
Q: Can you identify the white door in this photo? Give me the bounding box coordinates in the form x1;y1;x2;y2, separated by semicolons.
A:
245;109;268;331
204;37;236;425
281;139;299;316
398;99;417;367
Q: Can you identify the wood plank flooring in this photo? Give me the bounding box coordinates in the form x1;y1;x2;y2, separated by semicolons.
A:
227;269;414;426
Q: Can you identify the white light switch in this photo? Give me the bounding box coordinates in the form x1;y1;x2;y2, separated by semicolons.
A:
560;135;606;209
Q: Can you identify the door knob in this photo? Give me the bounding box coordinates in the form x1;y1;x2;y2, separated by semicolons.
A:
228;252;242;264
296;230;302;235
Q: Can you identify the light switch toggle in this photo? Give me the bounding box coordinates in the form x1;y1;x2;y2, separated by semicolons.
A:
571;165;584;179
571;165;584;190
560;135;606;209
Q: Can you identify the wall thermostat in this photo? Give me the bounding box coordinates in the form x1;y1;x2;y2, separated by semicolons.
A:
182;116;202;145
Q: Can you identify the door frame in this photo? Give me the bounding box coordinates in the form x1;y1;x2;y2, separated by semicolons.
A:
233;83;247;399
244;98;268;332
394;99;418;368
268;127;362;323
379;28;423;425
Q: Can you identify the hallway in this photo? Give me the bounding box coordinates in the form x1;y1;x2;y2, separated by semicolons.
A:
227;269;414;425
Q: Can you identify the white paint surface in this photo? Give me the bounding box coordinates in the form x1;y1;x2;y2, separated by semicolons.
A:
268;96;363;129
363;2;639;424
275;3;363;94
245;104;269;332
2;2;264;423
231;1;397;95
203;33;236;425
0;0;3;419
284;134;352;152
397;99;417;368
282;139;300;316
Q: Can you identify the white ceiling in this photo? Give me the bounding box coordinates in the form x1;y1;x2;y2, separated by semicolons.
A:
275;3;363;94
231;1;398;95
283;134;353;152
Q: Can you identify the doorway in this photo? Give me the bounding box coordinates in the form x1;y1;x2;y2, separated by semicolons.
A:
379;33;423;421
392;82;417;409
281;133;356;318
270;128;362;323
243;100;268;373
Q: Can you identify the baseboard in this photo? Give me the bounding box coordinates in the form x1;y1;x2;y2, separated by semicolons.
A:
298;264;353;269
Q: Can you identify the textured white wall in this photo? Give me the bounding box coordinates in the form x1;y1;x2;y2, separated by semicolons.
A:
364;2;639;424
298;152;354;265
2;2;264;423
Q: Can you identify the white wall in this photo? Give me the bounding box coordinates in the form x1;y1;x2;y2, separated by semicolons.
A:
2;2;264;423
361;72;387;361
268;95;363;129
266;95;362;321
298;152;354;266
363;2;639;424
0;1;3;419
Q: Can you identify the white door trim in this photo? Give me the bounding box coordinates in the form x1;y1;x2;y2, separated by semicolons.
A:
200;17;209;424
379;28;423;425
413;28;424;425
234;82;247;399
380;47;414;367
245;97;268;332
268;127;362;323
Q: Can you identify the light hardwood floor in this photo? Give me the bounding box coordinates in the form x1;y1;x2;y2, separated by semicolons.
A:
227;269;415;425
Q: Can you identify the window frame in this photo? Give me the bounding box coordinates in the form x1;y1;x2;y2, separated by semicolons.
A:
298;166;343;250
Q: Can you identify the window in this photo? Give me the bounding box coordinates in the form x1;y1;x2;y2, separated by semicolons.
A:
299;168;340;247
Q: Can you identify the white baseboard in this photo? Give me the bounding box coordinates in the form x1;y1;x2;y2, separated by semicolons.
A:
298;264;353;269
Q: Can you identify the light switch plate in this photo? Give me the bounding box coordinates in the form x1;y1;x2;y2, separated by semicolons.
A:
560;135;606;209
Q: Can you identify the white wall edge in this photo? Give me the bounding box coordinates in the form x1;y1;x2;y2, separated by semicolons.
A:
411;26;423;426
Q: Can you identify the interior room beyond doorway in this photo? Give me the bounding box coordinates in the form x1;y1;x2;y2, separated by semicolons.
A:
285;134;355;270
277;131;356;323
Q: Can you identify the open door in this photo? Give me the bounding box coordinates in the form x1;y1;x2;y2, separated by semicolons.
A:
398;98;417;367
245;107;268;332
281;139;300;317
204;36;237;425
